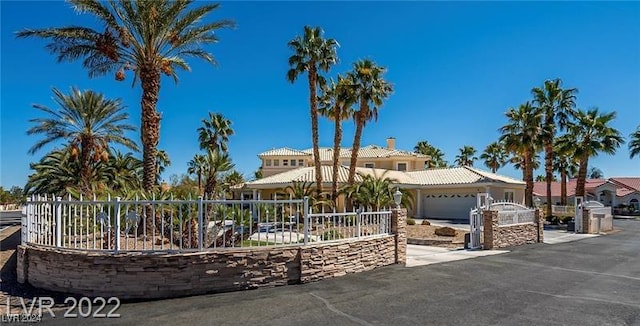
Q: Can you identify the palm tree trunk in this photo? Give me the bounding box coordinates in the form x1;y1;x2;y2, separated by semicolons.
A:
197;172;202;196
560;169;567;205
575;153;589;197
308;66;323;196
348;103;367;185
524;150;534;208
544;141;553;217
331;106;342;204
140;65;161;192
79;137;92;196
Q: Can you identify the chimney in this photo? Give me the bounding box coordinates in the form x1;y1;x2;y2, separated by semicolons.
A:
386;137;395;150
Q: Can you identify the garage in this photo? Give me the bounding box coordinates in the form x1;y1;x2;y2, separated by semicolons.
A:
422;193;477;220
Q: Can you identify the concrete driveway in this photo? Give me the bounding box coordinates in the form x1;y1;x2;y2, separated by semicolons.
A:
39;219;640;325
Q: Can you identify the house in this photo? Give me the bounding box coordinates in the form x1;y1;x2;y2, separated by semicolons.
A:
533;177;640;210
236;138;526;220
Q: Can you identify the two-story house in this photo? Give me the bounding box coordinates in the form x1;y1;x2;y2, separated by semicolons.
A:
235;137;526;220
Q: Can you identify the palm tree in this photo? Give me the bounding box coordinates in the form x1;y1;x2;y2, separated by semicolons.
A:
203;149;234;199
535;175;546;182
319;74;356;203
342;171;413;211
588;167;604;179
221;170;244;198
27;87;138;196
480;141;507;173
570;108;624;197
18;0;234;192
414;141;447;168
198;112;234;153
155;149;171;184
347;60;393;184
629;125;640;159
554;134;578;205
531;78;578;217
106;149;143;193
499;102;542;207
287;26;339;195
454;146;477;167
187;154;206;195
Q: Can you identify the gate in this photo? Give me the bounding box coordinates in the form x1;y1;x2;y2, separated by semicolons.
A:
469;193;492;249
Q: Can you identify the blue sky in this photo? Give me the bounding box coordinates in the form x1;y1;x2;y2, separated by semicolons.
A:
1;1;639;188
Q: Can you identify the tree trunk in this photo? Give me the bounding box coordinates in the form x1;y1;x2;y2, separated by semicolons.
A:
79;137;93;197
140;65;161;192
331;105;342;205
575;153;589;197
523;150;534;208
348;101;367;185
560;169;567;206
197;172;202;196
544;140;554;217
308;66;323;196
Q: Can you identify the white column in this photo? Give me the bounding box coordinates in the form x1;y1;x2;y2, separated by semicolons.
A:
416;189;422;218
252;189;257;200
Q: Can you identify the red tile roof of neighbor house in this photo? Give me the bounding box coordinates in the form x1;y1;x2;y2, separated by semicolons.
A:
533;178;640;197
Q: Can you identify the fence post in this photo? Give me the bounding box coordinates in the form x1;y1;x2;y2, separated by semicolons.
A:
198;196;204;251
55;197;62;247
23;197;30;244
114;197;121;252
303;196;309;245
356;208;361;238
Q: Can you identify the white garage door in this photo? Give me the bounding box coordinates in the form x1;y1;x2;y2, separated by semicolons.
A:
423;193;477;220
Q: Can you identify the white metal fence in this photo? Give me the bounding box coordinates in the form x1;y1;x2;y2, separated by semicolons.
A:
22;195;393;252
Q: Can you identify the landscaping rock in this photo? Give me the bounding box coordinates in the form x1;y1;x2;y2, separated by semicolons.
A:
421;220;431;226
434;227;456;237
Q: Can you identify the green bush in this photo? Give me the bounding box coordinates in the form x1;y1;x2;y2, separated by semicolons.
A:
407;218;416;225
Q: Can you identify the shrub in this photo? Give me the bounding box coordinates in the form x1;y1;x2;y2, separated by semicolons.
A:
321;229;344;241
407;218;416;225
434;226;456;237
421;220;431;226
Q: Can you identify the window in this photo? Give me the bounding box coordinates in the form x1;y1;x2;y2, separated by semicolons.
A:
397;163;407;171
291;159;296;166
265;159;272;167
274;160;279;167
504;190;515;202
283;160;288;166
298;159;304;166
364;163;375;168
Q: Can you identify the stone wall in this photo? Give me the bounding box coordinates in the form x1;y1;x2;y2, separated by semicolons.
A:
17;209;406;300
482;209;544;249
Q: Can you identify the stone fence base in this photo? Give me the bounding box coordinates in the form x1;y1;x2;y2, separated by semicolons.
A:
18;209;407;300
483;210;544;249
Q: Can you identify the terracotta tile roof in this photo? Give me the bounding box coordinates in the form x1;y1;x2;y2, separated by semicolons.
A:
532;178;640;197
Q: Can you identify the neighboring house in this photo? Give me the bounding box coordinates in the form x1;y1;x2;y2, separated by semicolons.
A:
237;138;525;220
533;177;640;210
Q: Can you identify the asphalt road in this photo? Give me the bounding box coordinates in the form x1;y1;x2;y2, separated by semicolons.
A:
0;210;21;232
35;219;640;325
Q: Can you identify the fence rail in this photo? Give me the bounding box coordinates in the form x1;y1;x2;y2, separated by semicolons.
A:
22;195;393;252
497;209;536;225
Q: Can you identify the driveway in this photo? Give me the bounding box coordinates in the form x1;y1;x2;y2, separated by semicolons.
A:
36;219;640;325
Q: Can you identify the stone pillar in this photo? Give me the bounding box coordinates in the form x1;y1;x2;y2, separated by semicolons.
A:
391;208;407;265
482;210;498;250
582;208;590;234
535;209;544;243
16;245;27;284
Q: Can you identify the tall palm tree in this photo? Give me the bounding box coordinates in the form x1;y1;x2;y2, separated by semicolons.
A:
347;60;393;184
319;74;356;203
187;154;206;195
570;108;624;197
27;87;138;196
480;141;507;173
203;149;234;199
198;112;234;153
499;102;542;207
155;149;171;184
531;78;578;217
287;26;339;195
588;167;604;179
454;145;477;167
414;141;447;168
18;0;234;192
629;125;640;159
554;134;578;205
